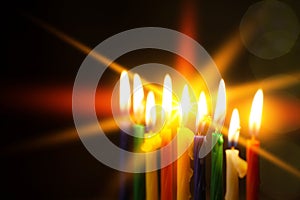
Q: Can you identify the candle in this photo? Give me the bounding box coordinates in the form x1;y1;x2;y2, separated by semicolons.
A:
211;79;226;200
194;91;208;200
161;74;174;200
141;91;160;200
133;74;145;200
119;71;131;200
177;85;194;200
225;109;247;200
247;89;263;200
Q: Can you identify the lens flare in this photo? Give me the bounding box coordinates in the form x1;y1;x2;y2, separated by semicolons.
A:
145;91;156;131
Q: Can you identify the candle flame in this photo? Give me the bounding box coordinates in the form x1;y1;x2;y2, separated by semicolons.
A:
162;74;172;123
228;108;240;147
196;91;208;133
119;71;131;114
249;89;263;137
133;73;144;122
213;79;226;130
145;91;156;131
179;84;191;125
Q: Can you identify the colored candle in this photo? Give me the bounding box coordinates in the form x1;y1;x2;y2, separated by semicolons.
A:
210;79;226;200
194;91;208;200
133;124;145;200
177;85;193;200
247;89;263;200
225;109;247;200
161;128;173;200
119;71;131;200
142;133;161;200
133;74;145;200
246;139;259;200
161;74;174;200
177;127;194;200
194;135;206;200
211;132;223;200
142;91;160;200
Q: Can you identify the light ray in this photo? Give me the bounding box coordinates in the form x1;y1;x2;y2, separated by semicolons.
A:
228;72;300;101
24;14;175;103
19;14;300;180
2;117;118;154
213;123;300;179
25;14;125;74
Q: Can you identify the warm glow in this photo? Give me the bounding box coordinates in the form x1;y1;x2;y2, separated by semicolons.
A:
196;91;208;133
249;89;264;136
145;91;156;130
119;71;131;113
228;108;240;147
162;74;172;122
179;84;191;125
213;79;227;128
133;73;145;122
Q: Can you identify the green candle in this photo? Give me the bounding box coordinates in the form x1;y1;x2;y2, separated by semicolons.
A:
211;132;224;200
210;79;226;200
133;124;145;200
132;73;145;200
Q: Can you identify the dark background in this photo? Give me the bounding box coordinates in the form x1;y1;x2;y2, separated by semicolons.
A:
1;0;300;199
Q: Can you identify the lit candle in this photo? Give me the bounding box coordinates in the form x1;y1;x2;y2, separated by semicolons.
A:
119;71;131;200
225;109;247;200
161;74;173;200
141;91;161;200
211;79;226;200
247;89;263;200
194;91;208;200
177;85;194;200
133;73;145;200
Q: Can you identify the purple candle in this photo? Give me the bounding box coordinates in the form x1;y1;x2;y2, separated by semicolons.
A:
194;91;208;200
194;136;206;200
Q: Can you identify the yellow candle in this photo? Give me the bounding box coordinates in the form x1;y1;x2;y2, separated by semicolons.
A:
225;109;247;200
142;133;161;200
177;127;194;200
177;85;194;200
142;91;160;200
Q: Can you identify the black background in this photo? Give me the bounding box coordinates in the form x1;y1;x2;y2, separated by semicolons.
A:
1;0;300;199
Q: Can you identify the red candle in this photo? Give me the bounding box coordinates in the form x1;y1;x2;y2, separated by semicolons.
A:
161;128;173;200
246;89;263;200
246;139;260;200
161;74;174;200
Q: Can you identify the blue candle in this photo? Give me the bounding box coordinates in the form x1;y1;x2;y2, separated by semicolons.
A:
119;71;131;200
119;130;130;200
194;91;208;200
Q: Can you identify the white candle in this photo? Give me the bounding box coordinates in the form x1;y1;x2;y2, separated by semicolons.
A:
225;109;247;200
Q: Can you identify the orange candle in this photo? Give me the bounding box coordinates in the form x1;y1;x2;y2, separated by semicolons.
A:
246;89;263;200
